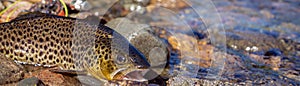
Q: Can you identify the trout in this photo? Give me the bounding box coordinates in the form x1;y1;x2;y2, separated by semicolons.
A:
0;13;150;81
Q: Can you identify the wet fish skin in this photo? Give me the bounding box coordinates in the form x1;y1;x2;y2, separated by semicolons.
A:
0;13;150;80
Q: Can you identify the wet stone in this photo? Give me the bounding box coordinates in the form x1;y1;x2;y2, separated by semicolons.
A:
17;77;44;86
148;0;188;11
225;29;298;56
0;54;25;85
23;69;81;86
167;76;238;86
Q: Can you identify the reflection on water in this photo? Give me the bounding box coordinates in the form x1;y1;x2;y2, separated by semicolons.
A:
142;0;300;85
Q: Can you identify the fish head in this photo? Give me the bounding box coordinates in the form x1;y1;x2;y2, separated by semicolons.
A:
89;30;150;81
108;34;151;81
112;44;151;69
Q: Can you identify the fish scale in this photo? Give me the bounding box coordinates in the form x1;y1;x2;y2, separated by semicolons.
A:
0;13;150;80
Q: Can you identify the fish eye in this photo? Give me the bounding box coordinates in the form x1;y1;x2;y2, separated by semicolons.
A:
116;55;127;64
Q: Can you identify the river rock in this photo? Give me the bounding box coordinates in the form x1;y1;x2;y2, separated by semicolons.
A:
23;69;81;86
17;77;44;86
167;76;238;86
0;54;25;85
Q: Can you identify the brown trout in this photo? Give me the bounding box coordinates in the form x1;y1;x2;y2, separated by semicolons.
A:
0;13;150;81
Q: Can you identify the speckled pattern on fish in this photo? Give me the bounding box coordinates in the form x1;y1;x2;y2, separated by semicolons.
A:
0;13;150;80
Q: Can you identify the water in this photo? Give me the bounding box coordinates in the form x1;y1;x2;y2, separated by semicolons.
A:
1;0;300;85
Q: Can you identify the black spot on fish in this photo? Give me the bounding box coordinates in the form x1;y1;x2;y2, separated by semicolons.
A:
45;28;50;32
49;55;53;60
30;48;34;53
25;56;28;60
11;36;15;41
39;52;44;56
0;49;3;53
56;59;59;63
45;37;50;41
30;57;34;62
17;38;21;42
14;45;19;50
19;53;24;57
39;38;44;42
59;50;64;55
3;35;7;39
18;30;22;35
34;35;37;40
44;45;48;50
54;50;58;54
104;55;108;60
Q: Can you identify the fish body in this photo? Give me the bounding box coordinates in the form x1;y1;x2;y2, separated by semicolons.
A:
0;13;150;80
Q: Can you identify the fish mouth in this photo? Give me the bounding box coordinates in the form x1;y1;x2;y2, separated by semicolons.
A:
111;68;149;82
123;69;149;81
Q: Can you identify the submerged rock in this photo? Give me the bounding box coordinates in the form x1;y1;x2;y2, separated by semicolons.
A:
226;29;299;56
167;76;238;86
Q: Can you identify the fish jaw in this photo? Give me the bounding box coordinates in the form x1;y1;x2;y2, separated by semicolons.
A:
112;68;150;82
122;69;149;82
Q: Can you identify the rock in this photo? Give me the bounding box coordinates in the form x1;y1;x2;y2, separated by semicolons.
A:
77;75;152;86
167;36;180;51
167;76;238;86
249;54;281;71
23;69;81;86
148;0;188;11
76;75;106;86
106;18;169;80
121;0;149;13
151;25;213;68
225;29;299;56
105;80;148;86
0;54;25;85
264;49;282;56
17;77;44;86
165;33;214;69
282;70;300;81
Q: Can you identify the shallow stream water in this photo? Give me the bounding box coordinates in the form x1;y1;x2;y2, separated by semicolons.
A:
0;0;299;85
